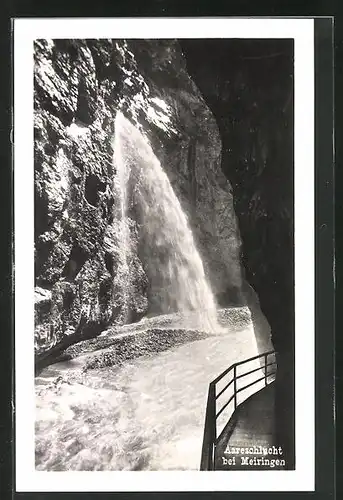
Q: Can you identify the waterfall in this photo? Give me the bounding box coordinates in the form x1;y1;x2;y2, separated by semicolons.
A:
113;111;220;333
112;120;132;325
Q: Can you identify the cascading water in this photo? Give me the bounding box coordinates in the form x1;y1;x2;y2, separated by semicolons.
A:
113;111;220;332
113;124;132;324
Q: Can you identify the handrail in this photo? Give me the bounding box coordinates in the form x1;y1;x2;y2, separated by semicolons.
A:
200;350;276;471
212;349;275;384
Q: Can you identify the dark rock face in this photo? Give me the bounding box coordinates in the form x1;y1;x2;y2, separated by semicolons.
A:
34;39;243;356
180;39;294;468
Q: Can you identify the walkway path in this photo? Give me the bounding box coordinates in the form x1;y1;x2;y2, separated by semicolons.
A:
214;382;285;470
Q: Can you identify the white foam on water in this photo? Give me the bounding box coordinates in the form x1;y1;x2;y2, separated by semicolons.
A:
35;312;263;471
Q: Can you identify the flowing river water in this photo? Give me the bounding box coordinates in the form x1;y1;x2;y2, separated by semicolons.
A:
35;309;266;471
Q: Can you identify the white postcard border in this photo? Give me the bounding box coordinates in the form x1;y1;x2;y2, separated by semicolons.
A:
14;17;315;492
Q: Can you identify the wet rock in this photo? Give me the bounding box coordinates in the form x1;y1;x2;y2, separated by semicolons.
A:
34;39;243;362
81;328;210;372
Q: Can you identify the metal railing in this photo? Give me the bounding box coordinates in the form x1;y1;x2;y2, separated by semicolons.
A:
200;350;277;471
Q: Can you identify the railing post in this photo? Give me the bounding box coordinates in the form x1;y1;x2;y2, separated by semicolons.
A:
200;382;217;470
233;365;237;410
265;352;268;386
211;383;217;469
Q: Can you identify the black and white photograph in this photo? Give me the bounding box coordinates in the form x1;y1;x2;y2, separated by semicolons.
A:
14;18;316;492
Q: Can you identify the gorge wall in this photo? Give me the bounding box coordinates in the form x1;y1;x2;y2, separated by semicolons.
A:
180;39;294;352
34;39;244;356
180;39;295;468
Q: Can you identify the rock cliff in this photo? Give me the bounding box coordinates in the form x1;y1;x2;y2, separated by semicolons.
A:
34;39;243;356
180;38;294;468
